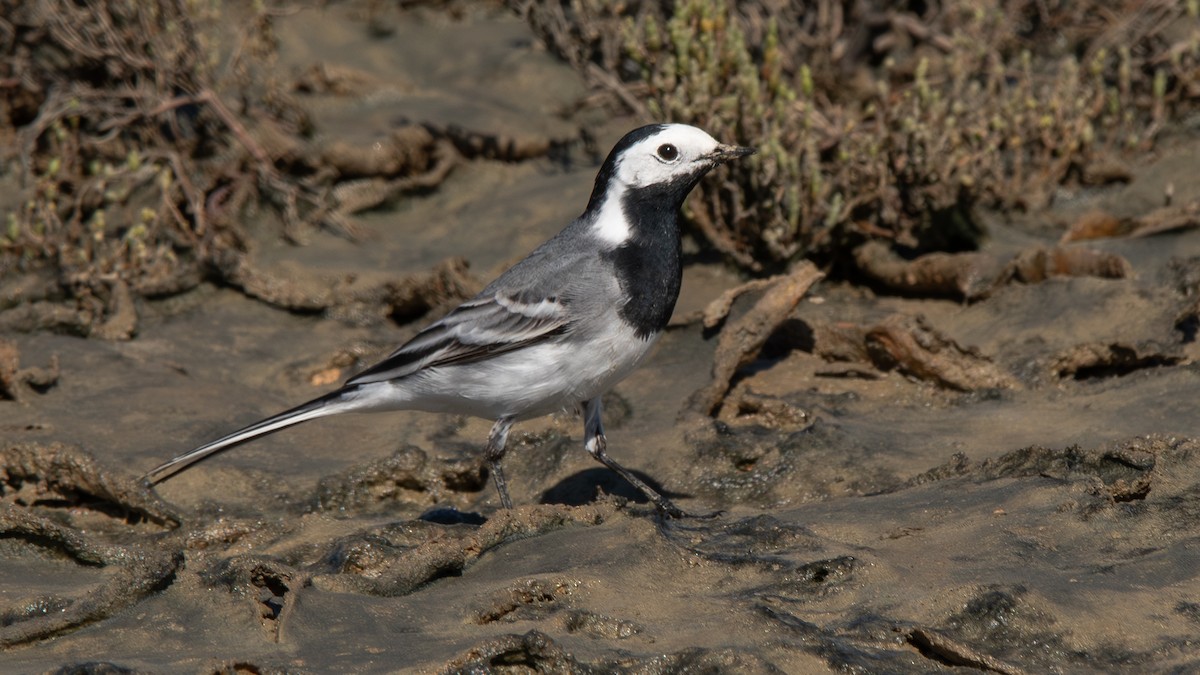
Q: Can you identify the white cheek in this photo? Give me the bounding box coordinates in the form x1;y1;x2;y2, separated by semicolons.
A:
621;159;679;188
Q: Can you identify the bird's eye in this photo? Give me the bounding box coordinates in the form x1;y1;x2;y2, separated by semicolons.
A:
656;143;679;162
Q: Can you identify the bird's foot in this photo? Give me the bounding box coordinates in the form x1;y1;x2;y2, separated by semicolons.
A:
653;500;724;520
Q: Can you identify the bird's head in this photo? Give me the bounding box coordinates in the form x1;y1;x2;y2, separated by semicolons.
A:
613;123;754;189
587;124;754;211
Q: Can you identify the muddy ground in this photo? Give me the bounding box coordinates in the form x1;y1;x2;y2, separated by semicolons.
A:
4;4;1200;674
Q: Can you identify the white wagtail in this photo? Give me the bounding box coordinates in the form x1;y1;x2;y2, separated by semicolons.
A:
144;124;754;517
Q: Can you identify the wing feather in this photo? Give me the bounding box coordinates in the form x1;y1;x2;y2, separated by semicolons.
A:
345;292;570;385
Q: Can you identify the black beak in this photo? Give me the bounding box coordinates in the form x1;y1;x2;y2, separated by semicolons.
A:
708;143;756;163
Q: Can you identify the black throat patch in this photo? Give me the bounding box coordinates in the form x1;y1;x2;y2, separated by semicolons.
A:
603;174;706;339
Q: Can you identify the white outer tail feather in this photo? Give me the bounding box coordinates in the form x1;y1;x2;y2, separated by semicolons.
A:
142;391;348;484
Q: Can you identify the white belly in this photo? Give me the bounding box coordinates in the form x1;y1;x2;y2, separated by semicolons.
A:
359;323;659;420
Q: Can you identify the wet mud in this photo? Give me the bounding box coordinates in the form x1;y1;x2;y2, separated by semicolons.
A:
5;4;1200;673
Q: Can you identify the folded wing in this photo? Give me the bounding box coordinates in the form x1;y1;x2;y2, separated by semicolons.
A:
345;291;571;385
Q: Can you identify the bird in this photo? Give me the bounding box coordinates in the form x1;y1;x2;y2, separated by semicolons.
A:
144;123;754;517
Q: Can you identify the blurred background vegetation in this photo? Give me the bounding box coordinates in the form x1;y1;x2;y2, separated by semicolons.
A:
524;0;1200;270
2;0;1199;334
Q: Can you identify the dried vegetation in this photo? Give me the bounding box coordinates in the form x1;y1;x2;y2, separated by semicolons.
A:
522;0;1200;271
2;2;287;313
4;1;1200;336
0;0;479;337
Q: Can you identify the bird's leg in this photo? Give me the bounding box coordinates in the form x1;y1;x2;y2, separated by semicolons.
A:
582;398;686;518
485;416;516;509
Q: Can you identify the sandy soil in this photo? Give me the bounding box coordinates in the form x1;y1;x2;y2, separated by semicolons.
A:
4;4;1200;673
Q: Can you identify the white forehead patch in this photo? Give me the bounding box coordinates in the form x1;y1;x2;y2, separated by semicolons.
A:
613;124;721;189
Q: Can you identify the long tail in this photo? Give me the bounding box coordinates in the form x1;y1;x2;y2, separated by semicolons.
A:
143;389;353;485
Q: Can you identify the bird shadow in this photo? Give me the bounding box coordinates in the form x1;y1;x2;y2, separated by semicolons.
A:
538;468;689;507
418;506;488;525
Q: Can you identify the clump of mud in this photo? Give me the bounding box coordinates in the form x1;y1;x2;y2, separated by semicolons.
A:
0;442;180;648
